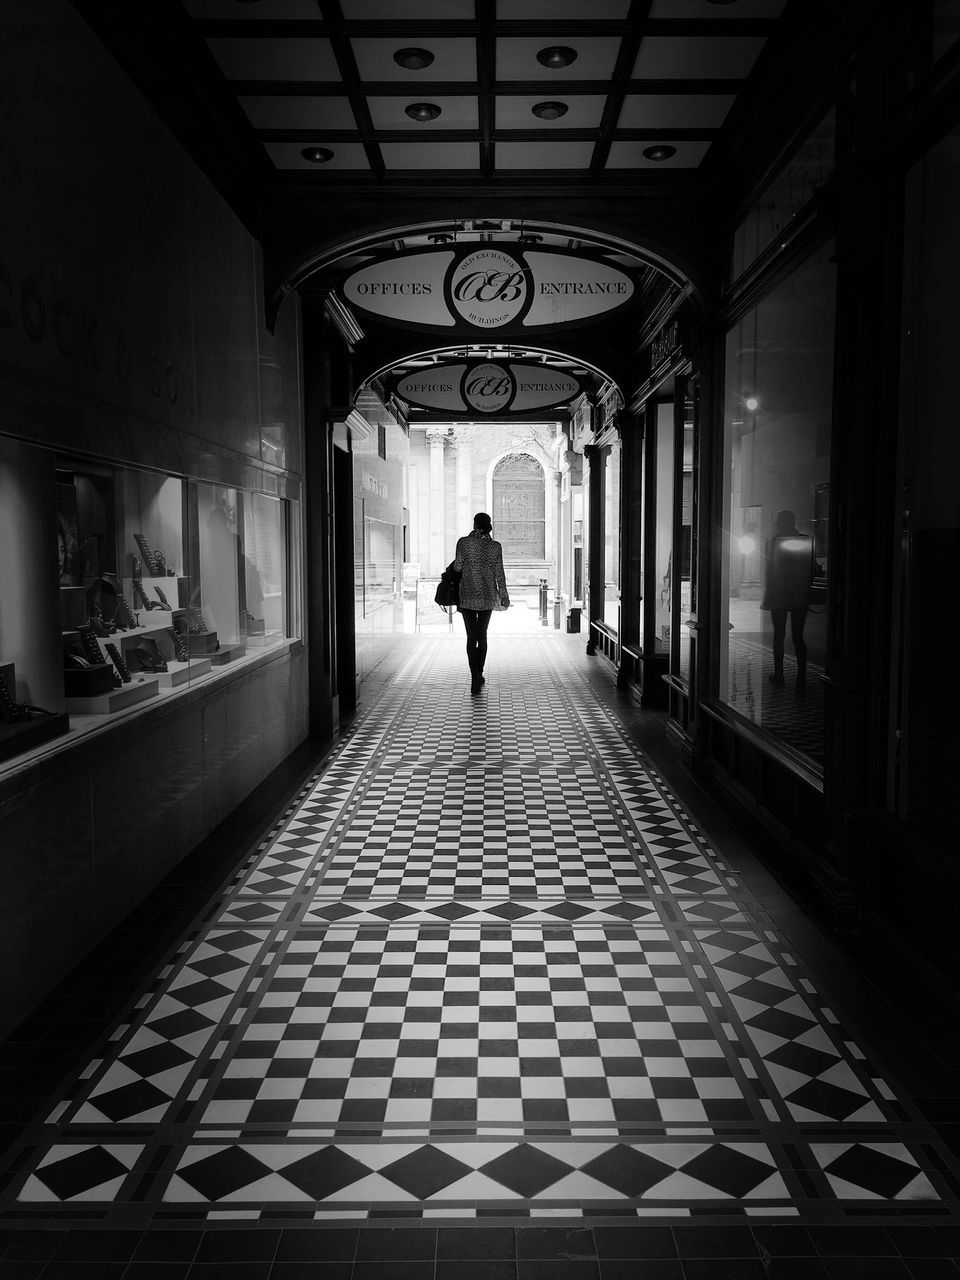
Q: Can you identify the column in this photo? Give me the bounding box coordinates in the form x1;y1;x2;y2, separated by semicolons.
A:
584;444;603;655
427;427;446;575
454;429;472;536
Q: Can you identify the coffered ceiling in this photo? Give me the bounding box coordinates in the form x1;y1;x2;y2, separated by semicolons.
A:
173;0;792;183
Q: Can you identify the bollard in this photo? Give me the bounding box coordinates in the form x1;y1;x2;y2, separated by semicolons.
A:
553;597;561;629
539;579;548;626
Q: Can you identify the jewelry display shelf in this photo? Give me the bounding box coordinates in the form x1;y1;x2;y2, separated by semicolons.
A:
66;677;159;715
210;643;246;666
155;657;211;688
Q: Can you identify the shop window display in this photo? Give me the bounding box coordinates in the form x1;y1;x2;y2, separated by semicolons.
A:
719;243;836;765
0;454;297;771
676;402;697;687
603;442;621;632
654;403;674;655
0;441;69;762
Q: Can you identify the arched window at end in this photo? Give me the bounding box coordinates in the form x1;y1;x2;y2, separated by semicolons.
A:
492;453;545;559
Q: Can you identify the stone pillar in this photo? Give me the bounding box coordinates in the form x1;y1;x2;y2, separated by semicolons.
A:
455;430;472;537
584;444;603;655
427;427;446;575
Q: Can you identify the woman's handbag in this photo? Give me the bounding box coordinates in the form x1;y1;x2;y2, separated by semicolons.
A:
434;561;461;609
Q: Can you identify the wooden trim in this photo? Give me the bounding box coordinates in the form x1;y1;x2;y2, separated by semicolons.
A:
699;698;824;794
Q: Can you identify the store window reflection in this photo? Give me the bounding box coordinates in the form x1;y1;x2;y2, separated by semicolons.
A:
720;244;836;764
677;402;697;686
654;404;673;656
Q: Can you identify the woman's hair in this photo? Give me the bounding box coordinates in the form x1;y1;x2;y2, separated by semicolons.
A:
473;511;492;534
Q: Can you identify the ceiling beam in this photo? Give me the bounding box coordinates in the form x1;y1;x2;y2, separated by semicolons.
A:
477;0;496;179
228;78;749;97
591;0;653;175
317;0;385;178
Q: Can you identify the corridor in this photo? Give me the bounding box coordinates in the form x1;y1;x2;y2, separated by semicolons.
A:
0;631;958;1277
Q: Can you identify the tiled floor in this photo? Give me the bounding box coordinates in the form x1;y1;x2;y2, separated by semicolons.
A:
0;630;959;1277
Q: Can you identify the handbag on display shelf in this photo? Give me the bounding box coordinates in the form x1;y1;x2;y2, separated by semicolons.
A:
434;561;461;610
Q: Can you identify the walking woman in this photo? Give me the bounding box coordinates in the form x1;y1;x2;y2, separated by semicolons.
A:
454;511;510;696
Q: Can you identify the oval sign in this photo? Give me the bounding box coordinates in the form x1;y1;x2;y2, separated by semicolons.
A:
447;249;531;329
463;362;514;413
339;247;634;334
395;361;581;416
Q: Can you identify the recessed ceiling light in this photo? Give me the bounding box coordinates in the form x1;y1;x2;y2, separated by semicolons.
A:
405;102;442;122
532;101;568;121
536;46;577;69
394;47;435;70
642;145;677;161
301;146;334;163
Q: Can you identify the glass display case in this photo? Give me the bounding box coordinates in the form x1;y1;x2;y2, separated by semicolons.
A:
0;451;298;770
0;440;69;763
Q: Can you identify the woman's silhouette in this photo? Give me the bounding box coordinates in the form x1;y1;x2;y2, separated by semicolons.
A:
454;512;510;696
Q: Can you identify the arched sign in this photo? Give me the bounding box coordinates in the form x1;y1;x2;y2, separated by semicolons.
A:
341;246;634;335
395;361;581;415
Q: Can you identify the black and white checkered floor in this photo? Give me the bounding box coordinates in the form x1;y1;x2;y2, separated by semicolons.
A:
2;634;958;1233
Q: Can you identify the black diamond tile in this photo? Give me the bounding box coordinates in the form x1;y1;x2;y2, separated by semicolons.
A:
701;931;757;954
313;904;362;920
680;1145;774;1197
120;1042;194;1078
604;902;654;920
428;903;478;920
169;978;232;1008
248;876;296;893
282;1147;371;1198
543;902;592;920
788;1079;867;1120
486;903;535;920
479;1144;572;1197
381;1146;472;1199
747;1008;818;1041
206;930;261;953
147;1009;215;1040
730;979;797;1009
35;1147;129;1200
765;1042;839;1078
177;1147;272;1200
90;1079;171;1121
686;902;739;922
581;1145;674;1197
823;1145;922;1198
370;903;418;920
226;904;277;921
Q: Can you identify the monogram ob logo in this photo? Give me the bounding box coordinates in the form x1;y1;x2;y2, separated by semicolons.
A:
463;363;515;413
448;249;529;328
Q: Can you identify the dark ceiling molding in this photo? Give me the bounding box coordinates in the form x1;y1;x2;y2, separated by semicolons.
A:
590;0;653;176
317;0;385;179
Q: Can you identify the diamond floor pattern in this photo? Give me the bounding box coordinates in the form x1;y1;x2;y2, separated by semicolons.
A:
1;633;957;1231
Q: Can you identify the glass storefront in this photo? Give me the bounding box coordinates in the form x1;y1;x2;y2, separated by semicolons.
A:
889;121;960;843
676;391;698;688
0;446;297;768
654;403;674;656
719;242;836;764
731;111;836;280
603;441;621;631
